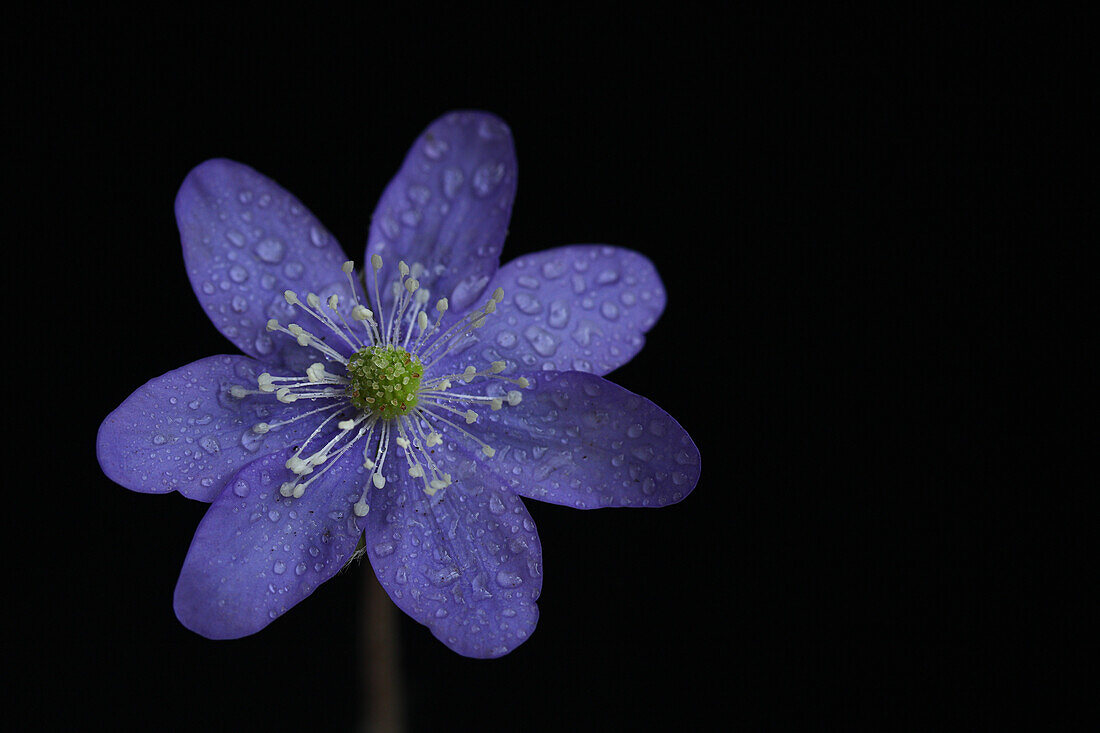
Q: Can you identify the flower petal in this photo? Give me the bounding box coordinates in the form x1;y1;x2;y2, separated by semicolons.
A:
366;111;516;318
97;355;339;502
174;446;366;639
176;158;364;370
456;245;666;376
474;370;699;508
365;462;542;658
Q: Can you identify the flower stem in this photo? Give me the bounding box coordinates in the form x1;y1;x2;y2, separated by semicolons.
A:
359;567;406;733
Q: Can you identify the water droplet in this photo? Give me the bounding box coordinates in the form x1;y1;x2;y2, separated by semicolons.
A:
423;134;449;160
407;185;431;205
472;161;505;197
596;269;619;285
273;560;286;574
513;292;541;315
496;570;523;588
431;567;460;586
524;325;559;357
478;117;507;139
600;301;620;320
199;436;220;454
309;225;327;247
226;230;245;247
489;493;505;514
268;509;280;522
496;330;518;348
442;167;463;198
233;479;250;497
231;295;248;312
283;261;304;279
548;300;570;329
627;423;644;438
541;260;567;279
254;237;286;264
253;334;275;356
188;399;201;410
201;281;215;295
374;542;394;557
238;189;253;204
571;321;597;346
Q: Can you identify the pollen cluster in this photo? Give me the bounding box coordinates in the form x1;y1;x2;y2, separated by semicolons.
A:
346;346;423;416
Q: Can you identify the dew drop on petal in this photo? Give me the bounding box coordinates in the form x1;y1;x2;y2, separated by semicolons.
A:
254;237;286;264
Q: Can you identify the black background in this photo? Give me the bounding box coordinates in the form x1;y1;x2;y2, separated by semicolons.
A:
13;6;1085;731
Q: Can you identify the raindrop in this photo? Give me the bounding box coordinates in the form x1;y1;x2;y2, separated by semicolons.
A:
472;162;505;197
423;134;449;159
442;167;463;198
496;570;523;588
548;300;570;329
254;237;286;264
523;325;558;357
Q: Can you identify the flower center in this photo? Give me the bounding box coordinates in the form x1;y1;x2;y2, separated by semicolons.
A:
345;345;423;416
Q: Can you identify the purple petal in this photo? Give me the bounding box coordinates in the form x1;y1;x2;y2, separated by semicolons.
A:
174;446;366;639
475;371;699;508
365;462;542;658
176;158;364;370
458;245;666;376
366;111;516;318
97;355;341;502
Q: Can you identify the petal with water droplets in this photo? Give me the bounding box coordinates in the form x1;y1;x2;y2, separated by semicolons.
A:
364;464;542;658
439;245;665;377
97;355;337;501
468;370;699;509
365;111;517;321
176;158;365;371
174;446;366;639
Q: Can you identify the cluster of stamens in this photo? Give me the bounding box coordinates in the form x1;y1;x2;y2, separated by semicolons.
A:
228;254;529;518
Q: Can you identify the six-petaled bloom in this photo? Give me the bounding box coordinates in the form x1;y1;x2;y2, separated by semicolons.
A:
97;111;701;658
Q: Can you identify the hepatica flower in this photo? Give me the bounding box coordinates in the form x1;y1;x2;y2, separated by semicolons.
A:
97;111;700;658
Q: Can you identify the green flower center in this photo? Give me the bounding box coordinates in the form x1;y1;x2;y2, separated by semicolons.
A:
345;346;423;417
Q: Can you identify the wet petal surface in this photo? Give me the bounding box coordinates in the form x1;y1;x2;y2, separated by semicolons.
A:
445;245;665;377
97;356;337;501
366;111;516;320
365;459;542;658
176;158;363;371
473;370;699;508
174;446;366;639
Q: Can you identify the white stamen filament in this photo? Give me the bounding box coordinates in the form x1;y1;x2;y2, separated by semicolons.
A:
251;254;534;504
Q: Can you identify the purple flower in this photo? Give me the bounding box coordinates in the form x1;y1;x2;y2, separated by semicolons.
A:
97;111;700;658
